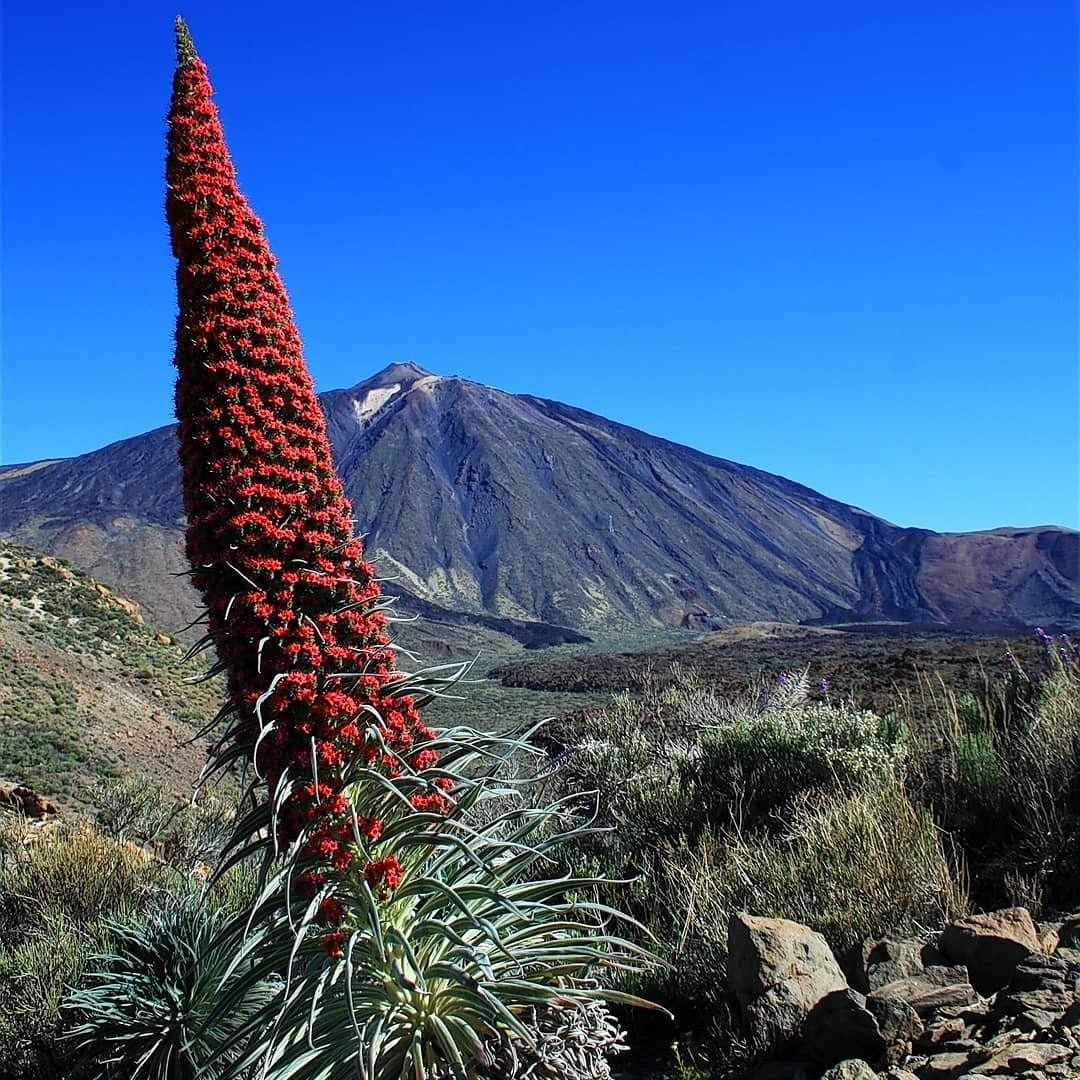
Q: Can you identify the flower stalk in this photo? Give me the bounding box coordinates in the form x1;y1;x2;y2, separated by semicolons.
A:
166;15;447;937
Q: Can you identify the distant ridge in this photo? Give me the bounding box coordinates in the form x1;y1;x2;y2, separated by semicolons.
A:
0;364;1076;638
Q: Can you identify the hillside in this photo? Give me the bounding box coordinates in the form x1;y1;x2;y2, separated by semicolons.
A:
0;541;220;804
0;363;1076;639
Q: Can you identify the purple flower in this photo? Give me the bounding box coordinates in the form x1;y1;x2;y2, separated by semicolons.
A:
819;677;830;695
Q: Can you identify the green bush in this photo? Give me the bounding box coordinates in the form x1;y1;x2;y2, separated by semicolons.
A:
65;897;275;1080
619;781;964;1016
556;666;906;880
692;691;904;825
0;803;256;1079
543;664;959;1036
0;914;96;1080
908;642;1080;908
0;819;168;937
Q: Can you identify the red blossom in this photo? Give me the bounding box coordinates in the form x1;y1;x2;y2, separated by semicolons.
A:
321;930;346;959
167;18;444;915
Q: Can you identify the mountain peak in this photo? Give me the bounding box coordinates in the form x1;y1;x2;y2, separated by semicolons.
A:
351;362;433;392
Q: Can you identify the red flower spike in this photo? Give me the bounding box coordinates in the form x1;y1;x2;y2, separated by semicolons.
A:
166;18;442;910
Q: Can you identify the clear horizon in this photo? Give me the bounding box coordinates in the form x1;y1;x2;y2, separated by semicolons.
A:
2;1;1077;534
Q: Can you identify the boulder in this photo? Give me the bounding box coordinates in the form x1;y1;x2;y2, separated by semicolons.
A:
918;1050;977;1078
990;953;1074;1034
0;785;60;819
938;908;1040;995
865;993;923;1061
818;1060;877;1080
966;1039;1071;1074
842;936;945;994
799;988;886;1065
1040;926;1061;954
1058;913;1080;949
728;912;847;1053
873;967;979;1018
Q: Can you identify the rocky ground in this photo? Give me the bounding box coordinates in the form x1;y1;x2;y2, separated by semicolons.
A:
720;907;1080;1079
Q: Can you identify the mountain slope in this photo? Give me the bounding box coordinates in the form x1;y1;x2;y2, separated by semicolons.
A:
1;363;1076;636
0;541;219;803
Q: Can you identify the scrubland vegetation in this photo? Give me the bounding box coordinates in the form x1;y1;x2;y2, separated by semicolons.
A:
1;633;1076;1078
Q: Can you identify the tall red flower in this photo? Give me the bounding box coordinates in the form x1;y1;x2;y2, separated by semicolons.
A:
166;19;444;909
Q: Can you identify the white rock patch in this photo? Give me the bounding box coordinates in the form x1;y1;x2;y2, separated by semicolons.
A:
352;383;401;424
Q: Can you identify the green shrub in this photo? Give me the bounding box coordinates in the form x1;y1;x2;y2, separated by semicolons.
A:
0;806;253;1079
94;777;238;877
545;664;960;1032
908;642;1080;908
65;897;275;1080
556;666;906;880
0;818;169;939
692;691;904;824
622;781;964;1015
0;914;95;1080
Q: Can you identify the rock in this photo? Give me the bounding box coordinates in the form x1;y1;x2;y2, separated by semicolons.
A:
843;937;946;994
879;1071;921;1080
1058;914;1080;949
865;993;924;1065
799;988;886;1065
728;912;847;1053
866;994;923;1043
155;632;171;645
914;1016;966;1052
990;953;1074;1034
873;968;980;1018
818;1060;877;1079
938;909;1041;995
0;784;60;819
1036;920;1062;954
918;1050;974;1078
966;1039;1071;1074
1056;946;1080;967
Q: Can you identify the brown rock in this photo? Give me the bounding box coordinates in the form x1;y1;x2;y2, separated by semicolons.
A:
728;912;847;1053
918;1051;974;1078
915;1015;966;1052
967;1039;1071;1074
866;993;924;1046
843;937;945;994
155;632;171;645
1040;928;1061;954
0;785;59;820
938;909;1041;995
991;953;1074;1034
874;969;979;1018
799;988;886;1065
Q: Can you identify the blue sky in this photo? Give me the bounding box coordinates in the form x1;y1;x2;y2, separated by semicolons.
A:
2;1;1077;532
